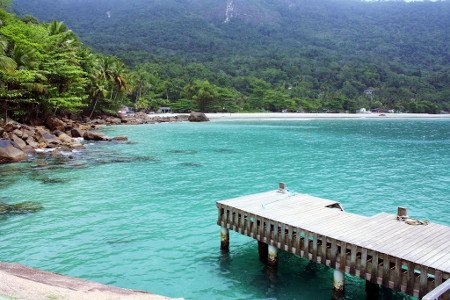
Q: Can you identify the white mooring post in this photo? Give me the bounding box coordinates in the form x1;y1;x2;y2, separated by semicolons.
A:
333;269;345;298
220;226;229;251
268;245;278;267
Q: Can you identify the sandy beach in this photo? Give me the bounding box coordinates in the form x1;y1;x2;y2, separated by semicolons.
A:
205;112;450;120
149;112;450;120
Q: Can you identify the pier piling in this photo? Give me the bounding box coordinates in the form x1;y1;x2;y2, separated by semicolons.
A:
268;245;278;267
220;226;229;252
333;270;345;298
258;241;268;263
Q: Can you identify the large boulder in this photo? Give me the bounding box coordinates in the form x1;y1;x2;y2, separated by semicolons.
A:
46;117;66;131
71;128;85;138
0;139;26;163
83;131;111;141
58;133;74;144
12;129;23;138
26;137;39;148
105;117;122;125
112;135;128;141
36;130;61;148
9;133;27;150
188;112;209;122
3;123;18;133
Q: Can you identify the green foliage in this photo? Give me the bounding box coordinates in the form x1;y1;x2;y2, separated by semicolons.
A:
5;0;450;114
0;9;131;120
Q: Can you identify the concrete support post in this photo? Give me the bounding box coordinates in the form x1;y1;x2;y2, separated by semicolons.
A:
365;280;380;299
258;241;268;263
220;226;229;252
332;269;345;298
268;245;278;267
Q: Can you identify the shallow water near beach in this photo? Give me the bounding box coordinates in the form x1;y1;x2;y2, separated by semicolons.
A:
0;119;449;299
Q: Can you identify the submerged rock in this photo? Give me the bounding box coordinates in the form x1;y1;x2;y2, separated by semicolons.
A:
188;112;209;122
0;201;43;215
178;162;203;167
83;131;112;141
112;135;128;141
0;139;26;164
168;150;197;155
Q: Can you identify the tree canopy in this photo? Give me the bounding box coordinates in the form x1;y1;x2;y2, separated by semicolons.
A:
2;0;450;116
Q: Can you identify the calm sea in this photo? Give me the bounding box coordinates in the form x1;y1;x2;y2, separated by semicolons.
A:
1;119;449;299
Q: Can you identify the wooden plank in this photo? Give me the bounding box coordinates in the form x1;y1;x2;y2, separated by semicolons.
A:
393;257;402;290
374;222;443;256
370;251;379;284
419;265;429;298
312;232;318;262
435;270;443;288
330;239;337;269
320;235;327;264
415;238;450;270
280;223;286;250
406;261;415;296
339;241;347;272
382;253;390;287
349;244;357;275
360;248;368;280
303;230;310;258
430;252;450;272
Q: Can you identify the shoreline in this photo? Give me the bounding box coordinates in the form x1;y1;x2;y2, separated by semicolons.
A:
203;112;450;120
0;262;175;300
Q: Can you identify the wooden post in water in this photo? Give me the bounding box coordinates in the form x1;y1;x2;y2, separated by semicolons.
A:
268;245;278;267
397;207;408;220
333;270;345;299
258;241;268;263
220;226;229;252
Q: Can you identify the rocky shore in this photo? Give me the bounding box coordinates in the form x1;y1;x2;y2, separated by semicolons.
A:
0;112;206;164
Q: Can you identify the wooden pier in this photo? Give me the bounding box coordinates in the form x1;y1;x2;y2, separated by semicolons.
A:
216;184;450;299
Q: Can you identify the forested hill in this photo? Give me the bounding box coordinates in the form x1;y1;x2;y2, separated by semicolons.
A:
9;0;450;113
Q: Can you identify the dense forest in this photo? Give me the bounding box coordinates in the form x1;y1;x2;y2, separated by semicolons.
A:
2;0;450;117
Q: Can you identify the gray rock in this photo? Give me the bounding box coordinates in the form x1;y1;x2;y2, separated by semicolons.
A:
12;129;23;138
9;133;27;150
36;131;61;147
188;112;209;122
112;135;128;141
83;131;111;141
58;133;73;144
26;137;39;148
0;139;26;163
71;128;85;138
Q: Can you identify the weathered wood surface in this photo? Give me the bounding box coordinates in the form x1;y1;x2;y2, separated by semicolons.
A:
217;189;450;299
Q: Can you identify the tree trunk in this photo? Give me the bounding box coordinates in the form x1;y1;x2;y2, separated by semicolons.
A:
89;98;99;119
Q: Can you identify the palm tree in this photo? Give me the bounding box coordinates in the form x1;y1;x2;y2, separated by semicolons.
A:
48;20;69;36
0;36;16;73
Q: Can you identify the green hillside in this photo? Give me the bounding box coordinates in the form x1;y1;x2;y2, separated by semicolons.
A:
8;0;450;113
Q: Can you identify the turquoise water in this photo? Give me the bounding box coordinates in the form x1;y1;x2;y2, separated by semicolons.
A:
1;119;449;299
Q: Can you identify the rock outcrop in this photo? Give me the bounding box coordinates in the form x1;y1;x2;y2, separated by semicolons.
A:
0;113;189;164
188;112;210;122
83;131;112;141
0;139;27;163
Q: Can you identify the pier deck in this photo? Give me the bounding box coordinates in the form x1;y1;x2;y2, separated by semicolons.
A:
216;187;450;299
